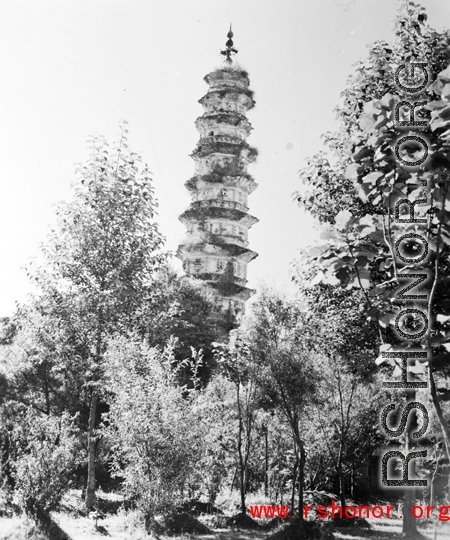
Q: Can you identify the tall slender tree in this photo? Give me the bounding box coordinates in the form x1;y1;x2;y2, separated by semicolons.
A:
214;331;258;516
28;123;167;508
248;288;317;519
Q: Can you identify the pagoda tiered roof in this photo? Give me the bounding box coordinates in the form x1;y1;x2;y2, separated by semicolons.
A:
179;205;259;227
177;29;258;321
184;173;258;194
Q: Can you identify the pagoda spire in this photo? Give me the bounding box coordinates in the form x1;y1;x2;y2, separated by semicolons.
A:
177;38;258;327
220;24;238;64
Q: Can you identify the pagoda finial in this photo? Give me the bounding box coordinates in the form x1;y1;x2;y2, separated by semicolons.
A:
221;23;238;65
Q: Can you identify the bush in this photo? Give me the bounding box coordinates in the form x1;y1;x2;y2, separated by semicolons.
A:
104;337;202;522
13;411;80;520
161;512;212;535
268;519;335;540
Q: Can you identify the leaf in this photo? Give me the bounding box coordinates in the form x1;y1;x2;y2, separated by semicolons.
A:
359;115;376;132
368;284;386;297
345;163;359;180
335;210;353;231
392;365;402;378
408;362;427;374
310;271;325;286
362;172;384;186
359;215;376;226
425;99;448;111
308;246;325;258
379;314;393;328
375;354;392;366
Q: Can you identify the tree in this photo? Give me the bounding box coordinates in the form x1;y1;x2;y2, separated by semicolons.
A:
214;330;259;516
0;135;222;513
26;123;167;509
135;268;222;383
190;373;236;506
292;257;387;505
295;2;450;535
104;336;201;531
248;288;317;520
312;355;385;511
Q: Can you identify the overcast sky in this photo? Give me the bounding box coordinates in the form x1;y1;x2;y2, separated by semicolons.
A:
0;0;448;316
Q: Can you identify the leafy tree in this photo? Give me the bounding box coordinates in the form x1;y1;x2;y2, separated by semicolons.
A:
312;355;384;510
292;254;380;378
104;336;201;531
136;268;221;382
295;2;450;534
214;331;259;516
292;257;387;504
0;112;225;523
248;288;317;519
190;373;235;505
12;410;81;526
23;123;167;509
0;299;91;419
262;414;295;503
191;372;276;508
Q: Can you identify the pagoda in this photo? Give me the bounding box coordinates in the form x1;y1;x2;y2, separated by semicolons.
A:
178;27;258;323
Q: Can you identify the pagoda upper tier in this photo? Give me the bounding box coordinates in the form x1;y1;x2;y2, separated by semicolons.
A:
178;35;258;323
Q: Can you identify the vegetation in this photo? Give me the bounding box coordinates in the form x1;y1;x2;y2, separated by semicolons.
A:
295;1;450;536
1;3;450;540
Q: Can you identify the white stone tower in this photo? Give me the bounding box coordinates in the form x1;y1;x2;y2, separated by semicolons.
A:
178;27;258;324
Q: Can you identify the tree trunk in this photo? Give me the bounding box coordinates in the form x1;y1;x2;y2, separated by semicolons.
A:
290;453;298;514
85;392;98;509
264;426;269;499
86;307;104;510
236;383;246;515
402;389;418;536
350;467;354;499
298;442;306;521
403;487;417;536
338;463;346;511
230;466;237;492
427;180;450;462
240;463;246;515
430;445;441;506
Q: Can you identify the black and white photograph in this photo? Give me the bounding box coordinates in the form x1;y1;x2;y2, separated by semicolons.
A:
1;0;450;538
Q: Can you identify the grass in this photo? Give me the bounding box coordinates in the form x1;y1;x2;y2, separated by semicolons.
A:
1;491;450;540
331;516;450;540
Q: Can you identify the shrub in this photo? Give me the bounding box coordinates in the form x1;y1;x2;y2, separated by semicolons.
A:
104;337;202;525
13;411;80;521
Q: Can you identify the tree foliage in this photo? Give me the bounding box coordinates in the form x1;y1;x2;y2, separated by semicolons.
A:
104;337;201;528
13;411;81;521
3;123;169;509
295;1;450;533
214;330;259;515
247;288;319;518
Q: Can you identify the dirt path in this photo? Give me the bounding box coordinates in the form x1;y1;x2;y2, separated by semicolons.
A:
2;514;450;540
329;517;450;540
202;531;270;540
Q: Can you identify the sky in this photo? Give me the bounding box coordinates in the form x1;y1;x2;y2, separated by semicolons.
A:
0;0;448;317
